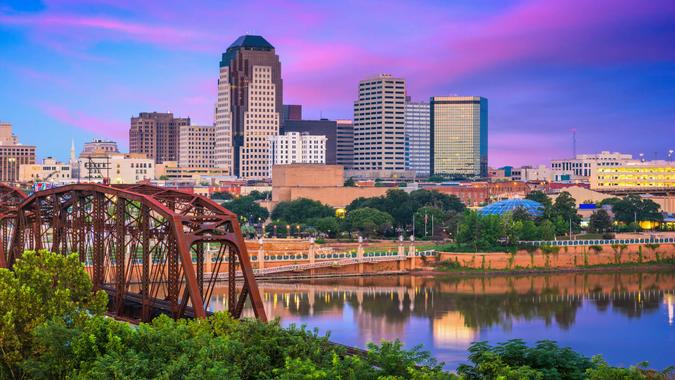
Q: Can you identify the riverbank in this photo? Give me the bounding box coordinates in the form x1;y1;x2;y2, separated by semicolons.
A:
413;260;675;277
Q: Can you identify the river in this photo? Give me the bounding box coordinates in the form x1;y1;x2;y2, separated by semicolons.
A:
210;269;675;370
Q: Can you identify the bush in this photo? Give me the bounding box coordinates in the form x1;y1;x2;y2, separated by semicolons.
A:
601;232;616;239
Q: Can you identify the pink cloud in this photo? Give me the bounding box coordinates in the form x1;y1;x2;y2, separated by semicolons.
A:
40;103;127;141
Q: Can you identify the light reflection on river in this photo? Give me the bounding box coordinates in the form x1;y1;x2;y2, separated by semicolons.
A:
210;270;675;370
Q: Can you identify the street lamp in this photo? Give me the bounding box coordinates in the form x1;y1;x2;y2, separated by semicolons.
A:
286;224;290;238
296;224;301;238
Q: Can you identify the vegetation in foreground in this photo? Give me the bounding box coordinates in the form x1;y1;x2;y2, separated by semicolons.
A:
1;251;672;379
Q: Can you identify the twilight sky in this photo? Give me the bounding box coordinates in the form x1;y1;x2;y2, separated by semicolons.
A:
1;0;674;166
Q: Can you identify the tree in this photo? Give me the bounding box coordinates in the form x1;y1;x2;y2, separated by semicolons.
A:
271;198;335;224
510;206;531;222
344;177;356;187
413;206;447;238
610;194;663;225
248;190;271;200
539;220;556;240
526;190;552;208
0;251;108;378
211;191;233;200
457;211;504;251
222;196;269;224
552;191;581;232
306;216;342;237
589;209;612;232
345;208;394;237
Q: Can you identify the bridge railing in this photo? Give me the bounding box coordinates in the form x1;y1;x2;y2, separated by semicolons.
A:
519;237;675;247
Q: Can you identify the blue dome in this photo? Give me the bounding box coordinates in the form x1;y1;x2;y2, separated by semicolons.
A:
480;199;544;217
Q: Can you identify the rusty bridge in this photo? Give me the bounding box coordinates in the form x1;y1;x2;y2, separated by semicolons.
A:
0;183;266;322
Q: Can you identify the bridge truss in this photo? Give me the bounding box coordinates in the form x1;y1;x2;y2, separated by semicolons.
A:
0;183;266;322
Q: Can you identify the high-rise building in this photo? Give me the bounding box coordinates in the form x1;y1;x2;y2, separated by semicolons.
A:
336;119;354;170
430;96;487;177
282;104;302;122
129;112;190;163
353;74;406;172
269;132;326;170
178;125;215;168
215;35;283;179
282;119;337;164
0;122;36;182
404;98;430;176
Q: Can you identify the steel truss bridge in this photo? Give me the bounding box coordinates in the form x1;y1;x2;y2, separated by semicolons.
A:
0;183;266;322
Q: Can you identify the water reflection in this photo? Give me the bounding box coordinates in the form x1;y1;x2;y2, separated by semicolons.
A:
210;270;675;369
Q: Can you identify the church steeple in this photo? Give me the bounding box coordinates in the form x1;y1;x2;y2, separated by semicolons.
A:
70;139;76;163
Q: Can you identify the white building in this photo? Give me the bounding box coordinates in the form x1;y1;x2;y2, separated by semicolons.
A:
353;74;406;172
79;152;154;184
179;125;215;168
19;157;72;183
269;132;326;171
520;165;553;182
551;151;636;183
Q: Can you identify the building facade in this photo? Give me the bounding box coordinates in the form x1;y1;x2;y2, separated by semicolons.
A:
404;99;430;177
430;96;487;177
19;157;71;182
551;151;635;183
79;152;154;184
336;119;354;170
282;104;302;122
215;35;283;179
590;161;675;191
178;125;216;168
269;132;326;170
82;139;119;154
129;112;190;163
282;119;337;164
0;122;36;182
353;74;406;172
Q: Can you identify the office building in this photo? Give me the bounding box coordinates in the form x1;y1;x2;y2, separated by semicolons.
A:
129;112;190;163
178;124;216;168
430;96;487;177
590;161;675;191
0;122;36;182
79;151;154;184
404;99;430;176
353;74;406;172
269;132;326;170
551;151;636;183
282;104;302;122
336;119;354;170
215;34;282;179
19;157;72;183
282;119;337;164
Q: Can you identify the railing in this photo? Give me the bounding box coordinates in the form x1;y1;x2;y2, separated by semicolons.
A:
520;237;675;247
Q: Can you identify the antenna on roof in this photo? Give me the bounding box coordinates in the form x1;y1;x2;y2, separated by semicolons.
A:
571;129;577;157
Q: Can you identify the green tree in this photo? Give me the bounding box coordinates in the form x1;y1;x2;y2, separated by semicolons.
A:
248;190;271;200
306;216;342;237
610;194;663;225
552;191;581;232
0;251;107;378
344;177;356;187
413;206;447;238
222;196;269;224
510;206;531;222
457;211;504;251
345;207;394;237
211;191;233;200
538;219;556;240
272;198;335;225
589;209;612;232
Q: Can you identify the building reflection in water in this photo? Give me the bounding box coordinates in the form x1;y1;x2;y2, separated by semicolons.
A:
213;271;674;367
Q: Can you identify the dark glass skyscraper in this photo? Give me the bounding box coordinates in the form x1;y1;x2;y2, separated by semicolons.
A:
215;35;283;179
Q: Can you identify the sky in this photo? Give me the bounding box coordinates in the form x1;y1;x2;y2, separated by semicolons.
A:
0;0;674;167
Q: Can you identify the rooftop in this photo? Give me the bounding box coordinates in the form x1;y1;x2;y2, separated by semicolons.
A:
227;35;274;51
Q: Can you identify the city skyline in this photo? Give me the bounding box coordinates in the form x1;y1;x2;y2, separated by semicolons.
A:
1;0;674;166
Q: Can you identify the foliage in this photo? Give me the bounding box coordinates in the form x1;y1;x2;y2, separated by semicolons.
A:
413;206;448;238
211;191;233;200
457;339;594;380
248;190;271;201
526;190;552;218
0;251;108;379
552;191;582;232
589;209;613;232
457;211;504;251
347;189;465;230
272;198;335;225
344;207;394;237
305;216;341;238
344;177;356;187
222;196;269;223
607;194;663;225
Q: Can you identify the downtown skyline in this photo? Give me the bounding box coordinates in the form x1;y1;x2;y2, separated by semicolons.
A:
1;0;674;166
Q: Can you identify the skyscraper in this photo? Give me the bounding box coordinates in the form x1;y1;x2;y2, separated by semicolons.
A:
430;96;487;177
404;98;430;176
129;112;190;163
178;125;216;168
336;119;354;170
215;35;283;179
353;74;406;172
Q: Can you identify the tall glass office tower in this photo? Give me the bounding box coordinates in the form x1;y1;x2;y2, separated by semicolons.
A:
404;99;430;176
430;96;487;177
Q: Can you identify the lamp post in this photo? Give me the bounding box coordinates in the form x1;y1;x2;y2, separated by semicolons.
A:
286;224;290;238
